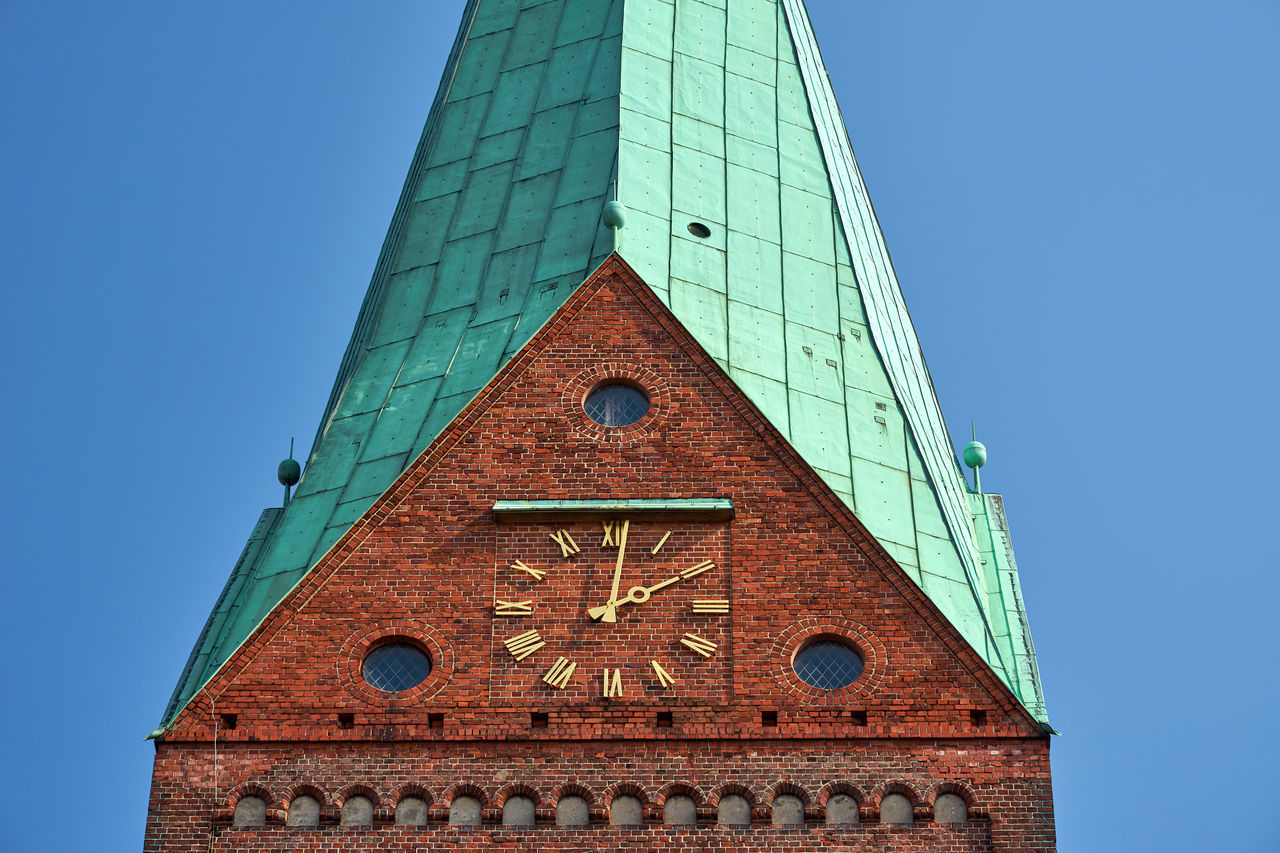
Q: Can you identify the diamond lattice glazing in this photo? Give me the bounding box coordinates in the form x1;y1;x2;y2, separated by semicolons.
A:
584;383;650;426
793;639;864;690
362;643;432;693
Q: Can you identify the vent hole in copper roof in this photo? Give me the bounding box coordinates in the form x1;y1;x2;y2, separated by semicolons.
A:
687;222;711;239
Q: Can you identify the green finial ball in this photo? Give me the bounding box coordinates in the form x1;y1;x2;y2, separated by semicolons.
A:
963;440;987;470
277;457;301;487
602;200;627;230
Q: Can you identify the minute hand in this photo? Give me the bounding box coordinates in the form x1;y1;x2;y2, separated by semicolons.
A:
587;519;630;623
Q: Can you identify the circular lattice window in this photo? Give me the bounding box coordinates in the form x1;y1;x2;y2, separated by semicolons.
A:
583;382;650;427
361;641;432;693
792;637;865;690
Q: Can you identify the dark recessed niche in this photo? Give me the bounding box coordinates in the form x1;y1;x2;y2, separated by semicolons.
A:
428;712;445;730
531;712;549;729
761;710;778;727
219;713;238;731
969;709;988;727
337;713;355;729
656;711;673;728
687;222;712;238
849;709;867;726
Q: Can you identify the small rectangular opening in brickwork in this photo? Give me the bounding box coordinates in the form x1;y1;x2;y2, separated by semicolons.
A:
337;713;354;729
219;713;237;730
656;711;673;728
531;712;548;729
761;710;778;727
849;709;867;726
970;709;988;726
428;712;445;729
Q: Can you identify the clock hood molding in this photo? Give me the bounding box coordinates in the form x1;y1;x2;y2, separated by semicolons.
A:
492;499;734;522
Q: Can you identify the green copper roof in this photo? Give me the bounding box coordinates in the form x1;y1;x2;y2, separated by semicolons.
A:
160;0;1046;728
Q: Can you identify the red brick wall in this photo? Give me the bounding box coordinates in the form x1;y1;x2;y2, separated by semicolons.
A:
147;739;1053;851
206;828;996;853
145;258;1055;851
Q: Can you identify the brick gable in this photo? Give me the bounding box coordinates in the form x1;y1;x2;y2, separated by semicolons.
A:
166;255;1036;740
147;256;1054;851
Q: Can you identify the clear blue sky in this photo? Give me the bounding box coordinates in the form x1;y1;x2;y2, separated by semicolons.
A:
1;2;1275;851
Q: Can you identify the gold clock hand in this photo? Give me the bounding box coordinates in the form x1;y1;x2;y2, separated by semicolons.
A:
587;519;629;622
635;573;683;598
613;560;716;612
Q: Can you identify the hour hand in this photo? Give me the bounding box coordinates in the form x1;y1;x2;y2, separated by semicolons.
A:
611;560;716;613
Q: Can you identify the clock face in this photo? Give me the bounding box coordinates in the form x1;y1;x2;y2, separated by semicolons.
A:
490;518;731;704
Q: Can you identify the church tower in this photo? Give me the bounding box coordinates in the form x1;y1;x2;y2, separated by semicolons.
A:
144;1;1056;850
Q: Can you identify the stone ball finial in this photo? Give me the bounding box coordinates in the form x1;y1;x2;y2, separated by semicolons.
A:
277;457;301;487
963;440;987;470
602;200;627;230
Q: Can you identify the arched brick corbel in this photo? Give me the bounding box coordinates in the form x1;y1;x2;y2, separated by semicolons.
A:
442;782;489;823
707;781;762;822
548;781;595;822
870;780;927;821
493;782;542;824
599;781;652;822
925;779;986;819
392;783;433;808
654;781;705;808
281;783;331;824
224;782;275;824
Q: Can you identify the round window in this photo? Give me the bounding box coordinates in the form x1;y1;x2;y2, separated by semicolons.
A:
583;382;650;427
362;642;432;693
793;638;864;690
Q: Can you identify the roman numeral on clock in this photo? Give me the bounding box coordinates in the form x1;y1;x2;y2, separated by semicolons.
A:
602;667;624;698
651;660;676;689
504;630;545;661
543;657;576;689
550;529;581;558
601;520;618;547
692;599;730;615
511;560;545;581
680;633;718;657
494;599;533;617
651;530;672;555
